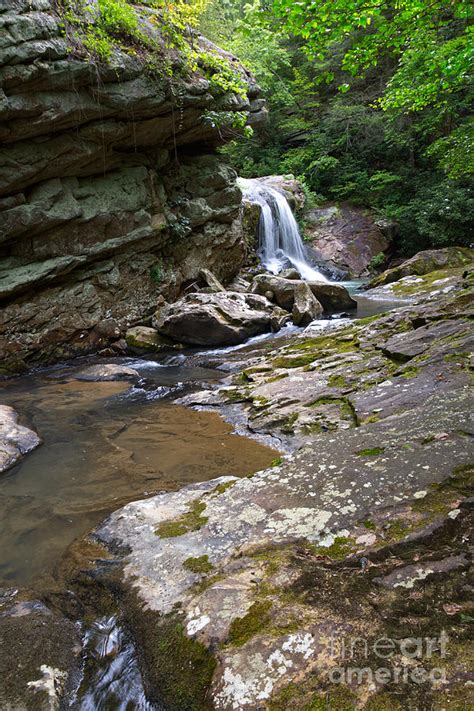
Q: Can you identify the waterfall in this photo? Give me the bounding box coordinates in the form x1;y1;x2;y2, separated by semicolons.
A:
239;178;329;282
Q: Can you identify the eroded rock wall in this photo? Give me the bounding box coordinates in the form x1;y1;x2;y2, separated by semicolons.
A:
0;0;265;372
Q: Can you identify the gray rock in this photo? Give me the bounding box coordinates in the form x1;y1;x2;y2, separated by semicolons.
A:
369;247;474;288
291;281;323;325
198;268;225;293
125;326;175;352
304;204;391;277
0;405;41;473
307;281;357;311
153;291;289;346
0;2;266;373
75;364;140;381
251;273;355;313
374;555;469;589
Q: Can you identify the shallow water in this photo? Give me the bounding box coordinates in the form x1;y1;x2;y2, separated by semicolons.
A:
0;361;276;588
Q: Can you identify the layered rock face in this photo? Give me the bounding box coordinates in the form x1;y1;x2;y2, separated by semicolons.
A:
0;0;266;372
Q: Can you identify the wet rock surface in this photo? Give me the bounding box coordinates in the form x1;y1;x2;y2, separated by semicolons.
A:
0;404;41;473
69;265;474;709
75;363;141;382
0;588;81;710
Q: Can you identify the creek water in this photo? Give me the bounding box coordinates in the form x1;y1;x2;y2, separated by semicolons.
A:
0;359;277;589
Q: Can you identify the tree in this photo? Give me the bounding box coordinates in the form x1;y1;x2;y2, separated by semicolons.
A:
273;0;473;177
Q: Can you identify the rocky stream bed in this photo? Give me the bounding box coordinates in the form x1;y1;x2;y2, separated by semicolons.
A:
0;256;473;711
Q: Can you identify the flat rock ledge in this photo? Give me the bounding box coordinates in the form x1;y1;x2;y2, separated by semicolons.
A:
0;404;41;473
74;266;473;710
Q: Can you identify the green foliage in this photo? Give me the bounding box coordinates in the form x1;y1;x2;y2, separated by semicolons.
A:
203;0;473;256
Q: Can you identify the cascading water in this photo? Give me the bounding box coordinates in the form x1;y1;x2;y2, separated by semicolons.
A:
239;178;329;282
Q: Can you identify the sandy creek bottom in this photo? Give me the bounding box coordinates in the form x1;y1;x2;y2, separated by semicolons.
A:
0;360;276;589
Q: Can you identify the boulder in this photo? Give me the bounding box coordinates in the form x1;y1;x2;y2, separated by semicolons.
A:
307;282;357;311
292;282;323;326
304;204;392;277
198;269;225;293
250;274;355;313
368;247;474;288
125;326;176;352
250;274;301;311
0;405;41;474
279;268;301;280
75;364;140;381
153;291;289;346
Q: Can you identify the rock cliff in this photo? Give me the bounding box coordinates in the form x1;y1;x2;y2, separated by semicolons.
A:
0;0;266;373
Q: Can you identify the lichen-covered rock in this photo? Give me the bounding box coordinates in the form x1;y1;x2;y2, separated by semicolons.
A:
369;246;474;287
153;291;289;346
0;1;266;372
0;405;41;473
305;204;392;277
70;271;474;709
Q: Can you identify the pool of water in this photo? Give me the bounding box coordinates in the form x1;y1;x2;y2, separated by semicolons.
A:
0;361;277;588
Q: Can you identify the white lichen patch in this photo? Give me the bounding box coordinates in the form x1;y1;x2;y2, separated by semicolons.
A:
27;665;68;710
264;507;332;540
393;567;433;589
214;631;316;709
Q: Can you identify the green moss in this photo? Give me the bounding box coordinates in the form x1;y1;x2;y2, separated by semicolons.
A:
272;353;318;369
281;412;299;433
411;462;474;516
223;388;249;402
398;365;419;378
156;500;208;538
227;600;272;647
271;457;283;467
387;518;411;539
355;446;385;457
362;519;376;530
391;266;466;296
327;373;348;387
268;681;356;711
362;413;380;424
183;555;214;574
355;313;383;325
308;536;355;560
364;692;402;710
265;373;290;383
132;610;216;711
210;480;236;496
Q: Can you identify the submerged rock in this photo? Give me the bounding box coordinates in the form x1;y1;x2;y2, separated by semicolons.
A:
75;364;140;382
0;405;40;473
153;291;289;346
